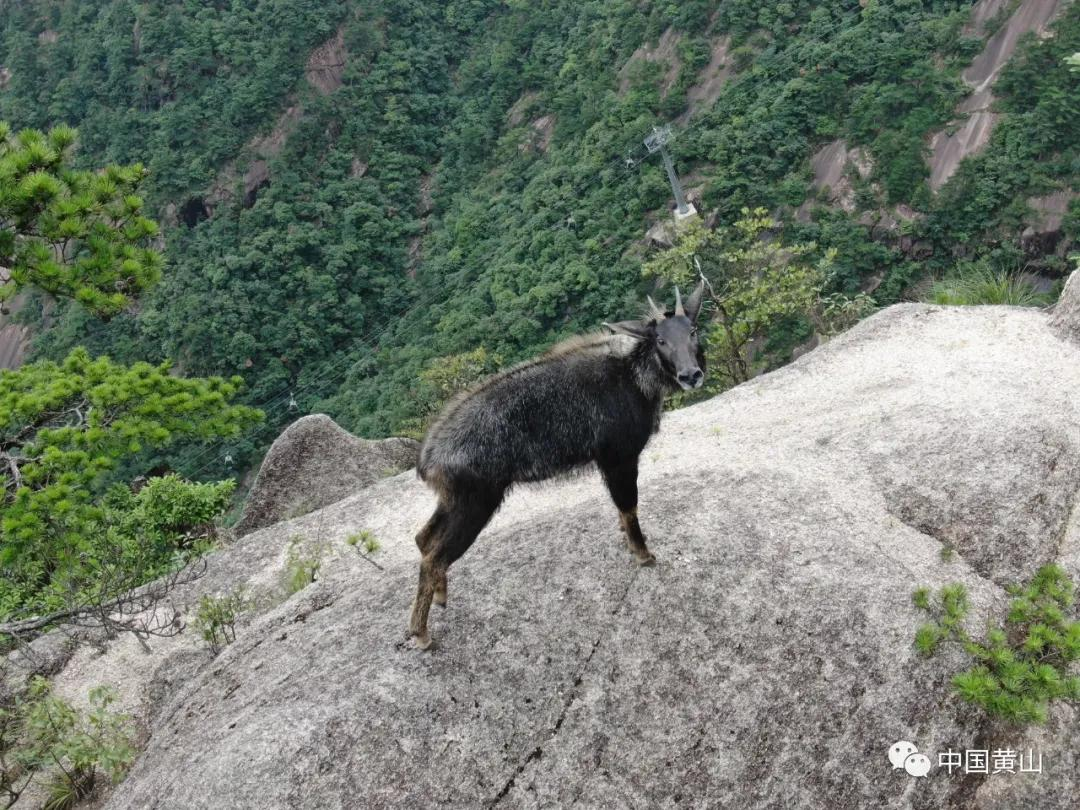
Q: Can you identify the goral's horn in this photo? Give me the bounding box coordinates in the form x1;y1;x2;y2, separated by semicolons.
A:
646;295;665;320
674;285;685;316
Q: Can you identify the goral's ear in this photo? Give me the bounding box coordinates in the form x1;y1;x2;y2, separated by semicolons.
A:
602;319;655;339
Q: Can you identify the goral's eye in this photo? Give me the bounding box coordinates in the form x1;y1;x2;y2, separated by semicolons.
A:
656;338;666;346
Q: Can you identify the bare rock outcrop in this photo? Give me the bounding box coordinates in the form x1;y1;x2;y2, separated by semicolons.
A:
962;0;1065;97
0;317;29;370
1022;189;1077;255
1049;267;1080;345
233;414;418;536
929;110;1000;191
75;274;1080;810
305;27;347;95
681;35;732;119
796;139;873;221
0;293;31;370
203;105;301;214
200;25;347;215
618;26;681;98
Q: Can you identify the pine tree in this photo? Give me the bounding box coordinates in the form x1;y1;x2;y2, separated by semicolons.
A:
0;124;262;634
0;350;260;619
0;122;161;318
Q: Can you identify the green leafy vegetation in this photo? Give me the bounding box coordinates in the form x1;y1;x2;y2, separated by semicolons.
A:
193;587;252;656
347;529;380;555
813;291;876;337
926;265;1054;307
0;349;259;619
914;565;1080;724
0;678;135;808
644;208;832;387
282;535;321;595
925;5;1080;276
0;120;263;639
0;122;161;318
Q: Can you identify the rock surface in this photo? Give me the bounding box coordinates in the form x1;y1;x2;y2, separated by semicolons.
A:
1049;268;1080;346
795;139;873;222
233;414;418;536
618;26;681;98
305;26;348;95
681;35;733;119
0;293;31;370
30;283;1080;809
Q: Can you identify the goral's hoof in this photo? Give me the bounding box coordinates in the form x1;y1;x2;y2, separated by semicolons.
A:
635;553;656;567
411;631;433;651
433;591;447;608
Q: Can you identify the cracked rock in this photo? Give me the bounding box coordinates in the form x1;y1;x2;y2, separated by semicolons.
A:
36;273;1080;810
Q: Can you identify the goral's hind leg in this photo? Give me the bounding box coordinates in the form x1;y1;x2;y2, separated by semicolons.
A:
432;570;448;608
417;505;448;607
410;502;448;648
415;503;447;556
408;486;503;650
600;459;655;566
409;556;437;650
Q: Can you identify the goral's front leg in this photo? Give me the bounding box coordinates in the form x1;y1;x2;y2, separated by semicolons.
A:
619;508;656;567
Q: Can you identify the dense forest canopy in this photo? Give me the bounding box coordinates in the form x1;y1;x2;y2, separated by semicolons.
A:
1;0;1077;475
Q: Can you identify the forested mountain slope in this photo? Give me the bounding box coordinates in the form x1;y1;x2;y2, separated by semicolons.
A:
1;0;1077;474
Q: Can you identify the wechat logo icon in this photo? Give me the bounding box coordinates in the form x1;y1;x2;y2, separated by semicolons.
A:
889;741;931;777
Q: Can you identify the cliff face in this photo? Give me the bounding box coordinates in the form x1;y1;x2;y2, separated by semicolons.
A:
795;0;1074;255
19;278;1077;809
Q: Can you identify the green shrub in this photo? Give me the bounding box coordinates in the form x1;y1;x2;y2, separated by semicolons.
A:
814;292;877;336
0;350;256;621
192;587;251;655
730;44;755;71
0;122;161;317
42;769;91;810
643;210;832;387
926;267;1053;307
0;678;135;807
347;530;381;555
913;564;1080;724
282;537;321;595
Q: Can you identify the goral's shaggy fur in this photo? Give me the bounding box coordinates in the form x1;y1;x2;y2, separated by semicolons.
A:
408;284;706;649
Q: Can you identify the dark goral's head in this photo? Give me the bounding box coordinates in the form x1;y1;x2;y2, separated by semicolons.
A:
604;281;706;391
